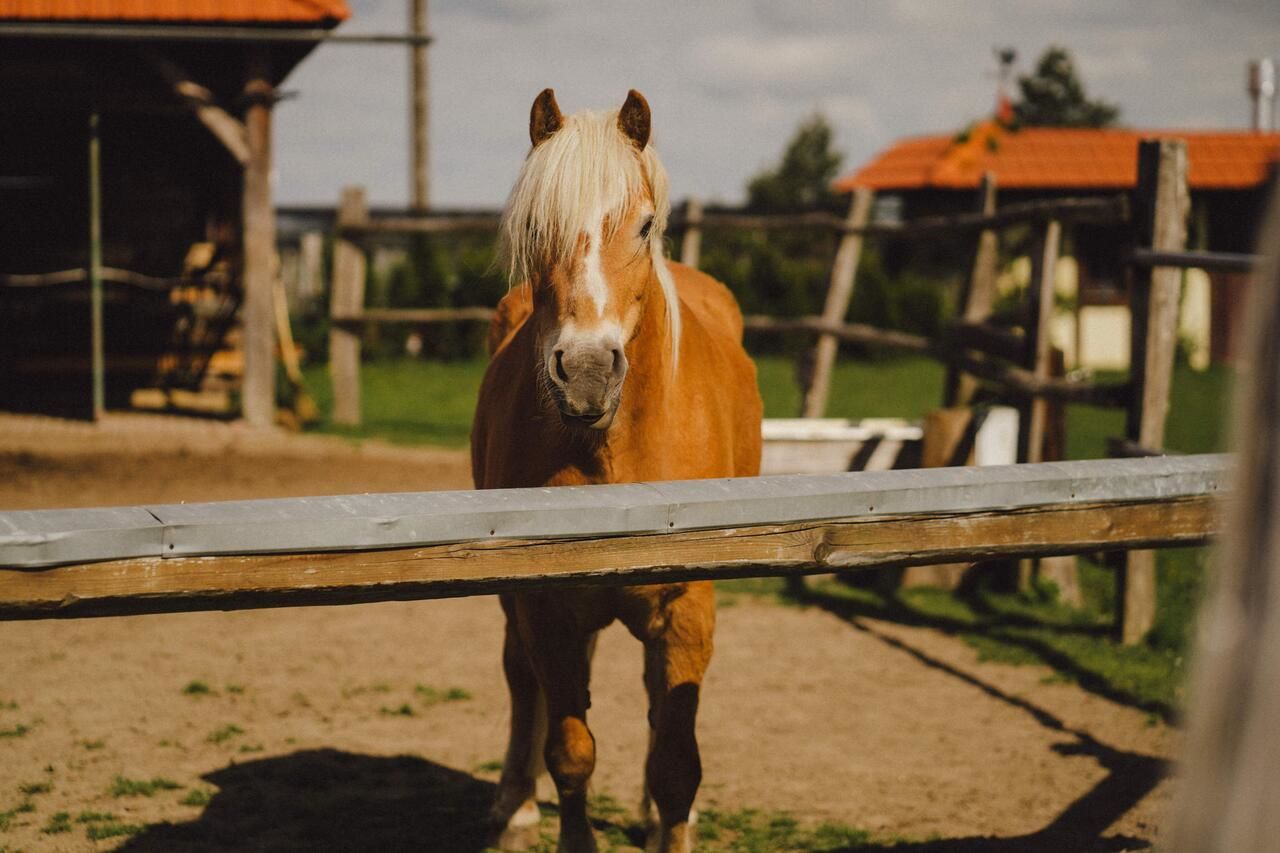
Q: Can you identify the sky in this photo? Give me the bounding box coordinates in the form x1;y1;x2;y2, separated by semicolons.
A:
273;0;1280;208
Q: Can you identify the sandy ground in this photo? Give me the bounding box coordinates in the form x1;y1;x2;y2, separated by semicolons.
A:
0;414;1176;852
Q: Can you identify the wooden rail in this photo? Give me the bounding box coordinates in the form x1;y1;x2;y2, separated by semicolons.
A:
0;455;1227;621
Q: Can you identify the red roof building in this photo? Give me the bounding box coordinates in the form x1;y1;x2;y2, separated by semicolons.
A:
836;120;1280;193
0;0;348;23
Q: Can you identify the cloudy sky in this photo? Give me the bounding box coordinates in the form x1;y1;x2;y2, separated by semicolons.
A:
274;0;1280;208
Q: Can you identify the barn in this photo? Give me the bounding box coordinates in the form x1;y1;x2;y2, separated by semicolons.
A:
0;0;349;420
836;120;1280;366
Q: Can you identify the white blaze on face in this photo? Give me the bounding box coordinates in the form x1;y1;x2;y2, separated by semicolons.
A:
581;210;609;318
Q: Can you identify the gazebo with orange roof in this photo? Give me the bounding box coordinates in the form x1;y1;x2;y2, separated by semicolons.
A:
0;0;349;421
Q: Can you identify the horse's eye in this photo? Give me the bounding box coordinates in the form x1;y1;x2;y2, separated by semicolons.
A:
639;215;654;241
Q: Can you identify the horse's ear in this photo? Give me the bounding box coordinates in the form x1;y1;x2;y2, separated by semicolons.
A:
529;88;563;147
618;89;650;149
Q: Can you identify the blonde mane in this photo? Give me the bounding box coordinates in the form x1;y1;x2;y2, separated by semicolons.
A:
499;108;681;362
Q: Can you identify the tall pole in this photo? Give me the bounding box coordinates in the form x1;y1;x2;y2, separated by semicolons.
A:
241;54;277;428
88;110;105;420
410;0;429;209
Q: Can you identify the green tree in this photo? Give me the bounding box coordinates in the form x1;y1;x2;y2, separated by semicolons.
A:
746;114;844;211
1014;45;1120;128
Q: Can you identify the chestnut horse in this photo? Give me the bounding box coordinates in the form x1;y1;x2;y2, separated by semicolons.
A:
472;89;762;853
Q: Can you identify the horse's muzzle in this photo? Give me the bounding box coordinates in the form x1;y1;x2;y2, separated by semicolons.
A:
547;341;627;430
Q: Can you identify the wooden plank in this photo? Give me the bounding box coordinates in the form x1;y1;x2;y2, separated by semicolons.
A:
144;52;249;165
0;495;1220;621
329;186;369;427
239;61;276;429
946;172;999;406
1120;139;1190;645
333;307;495;325
1023;219;1062;464
801;188;874;417
744;316;1128;406
680;197;703;268
0;455;1227;567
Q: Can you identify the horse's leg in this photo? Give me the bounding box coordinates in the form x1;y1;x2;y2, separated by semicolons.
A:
516;597;600;853
630;583;715;853
489;594;546;849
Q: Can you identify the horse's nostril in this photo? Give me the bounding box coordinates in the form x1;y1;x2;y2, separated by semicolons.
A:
554;350;569;383
611;348;623;374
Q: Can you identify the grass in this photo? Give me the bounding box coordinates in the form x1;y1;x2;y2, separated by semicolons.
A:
414;684;472;706
206;724;245;745
181;680;214;697
380;703;416;717
40;812;70;835
109;776;182;798
0;724;30;739
179;789;213;807
15;783;49;797
84;818;145;841
0;801;35;832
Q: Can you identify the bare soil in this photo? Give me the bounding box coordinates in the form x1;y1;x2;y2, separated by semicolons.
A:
0;414;1176;852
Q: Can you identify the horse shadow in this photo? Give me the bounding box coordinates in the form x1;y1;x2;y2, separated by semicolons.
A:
117;749;502;852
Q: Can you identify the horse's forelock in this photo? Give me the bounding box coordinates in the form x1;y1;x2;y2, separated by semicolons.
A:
500;109;670;287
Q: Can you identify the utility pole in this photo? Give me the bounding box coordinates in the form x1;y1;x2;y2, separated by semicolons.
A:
410;0;429;209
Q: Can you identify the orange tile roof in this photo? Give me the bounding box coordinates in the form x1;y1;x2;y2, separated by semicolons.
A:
0;0;348;24
836;121;1280;192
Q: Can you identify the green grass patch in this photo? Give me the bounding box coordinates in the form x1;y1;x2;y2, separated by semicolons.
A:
179;788;213;807
80;738;106;751
226;684;245;695
75;811;117;823
473;759;503;774
0;800;35;832
40;812;70;835
0;701;15;711
380;703;416;717
303;358;489;448
0;724;30;739
696;807;874;851
85;819;145;841
15;783;49;797
414;685;472;706
181;680;214;697
206;724;245;745
109;776;182;798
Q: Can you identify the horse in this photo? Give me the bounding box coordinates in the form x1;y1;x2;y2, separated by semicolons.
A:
472;88;762;853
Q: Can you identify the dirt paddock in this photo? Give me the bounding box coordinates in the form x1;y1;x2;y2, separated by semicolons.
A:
0;414;1175;851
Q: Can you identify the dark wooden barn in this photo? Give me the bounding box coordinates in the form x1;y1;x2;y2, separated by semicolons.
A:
0;0;348;420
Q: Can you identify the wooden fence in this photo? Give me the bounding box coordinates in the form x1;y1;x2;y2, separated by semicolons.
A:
0;454;1226;621
315;137;1260;644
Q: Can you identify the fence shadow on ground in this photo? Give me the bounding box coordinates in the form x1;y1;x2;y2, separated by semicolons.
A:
792;577;1179;723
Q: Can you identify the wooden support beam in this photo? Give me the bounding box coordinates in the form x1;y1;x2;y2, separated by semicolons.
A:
239;60;276;429
0;454;1226;620
329;186;369;427
1120;139;1190;645
680;197;703;268
801;188;874;418
333;306;495;325
1023;219;1062;464
145;52;249;165
946;172;999;406
409;0;430;209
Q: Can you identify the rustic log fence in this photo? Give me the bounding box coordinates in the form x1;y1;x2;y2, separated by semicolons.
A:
316;136;1259;643
0;454;1226;621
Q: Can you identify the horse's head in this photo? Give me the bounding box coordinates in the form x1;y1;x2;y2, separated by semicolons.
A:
500;88;678;431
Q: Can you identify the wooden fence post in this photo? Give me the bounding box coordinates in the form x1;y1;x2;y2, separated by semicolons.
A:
945;172;999;407
1119;139;1189;644
1022;218;1062;464
680;197;703;269
801;187;874;418
329;186;369;427
240;60;276;429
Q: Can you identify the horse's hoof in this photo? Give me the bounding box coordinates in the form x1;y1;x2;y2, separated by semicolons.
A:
488;799;542;850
